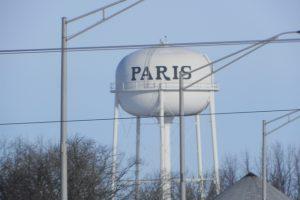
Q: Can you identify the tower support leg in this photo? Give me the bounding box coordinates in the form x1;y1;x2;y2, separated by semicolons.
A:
135;117;141;200
195;115;205;199
209;91;220;194
112;95;119;200
159;86;171;200
164;121;171;199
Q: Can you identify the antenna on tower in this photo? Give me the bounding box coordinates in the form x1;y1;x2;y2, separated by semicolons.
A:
160;35;168;45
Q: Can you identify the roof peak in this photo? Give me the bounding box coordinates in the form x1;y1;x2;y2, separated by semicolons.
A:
245;172;257;177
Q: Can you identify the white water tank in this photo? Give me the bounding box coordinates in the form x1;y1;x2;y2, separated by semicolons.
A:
114;47;216;117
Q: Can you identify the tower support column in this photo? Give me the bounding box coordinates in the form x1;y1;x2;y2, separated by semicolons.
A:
159;85;171;200
209;89;220;194
195;115;205;199
135;117;141;200
112;95;119;200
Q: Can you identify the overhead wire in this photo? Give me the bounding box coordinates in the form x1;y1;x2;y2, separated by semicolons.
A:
0;38;299;55
0;108;299;127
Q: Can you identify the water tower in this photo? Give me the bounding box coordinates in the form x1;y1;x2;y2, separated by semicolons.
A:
110;47;220;200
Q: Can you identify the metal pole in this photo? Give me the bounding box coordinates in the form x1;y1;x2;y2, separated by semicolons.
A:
135;116;141;200
112;95;119;200
195;115;205;200
179;73;186;200
262;120;267;200
60;17;68;200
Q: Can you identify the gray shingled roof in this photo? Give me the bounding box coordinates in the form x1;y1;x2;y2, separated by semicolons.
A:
214;173;291;200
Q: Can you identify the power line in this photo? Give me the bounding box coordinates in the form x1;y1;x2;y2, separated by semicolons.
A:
0;108;299;126
0;38;299;55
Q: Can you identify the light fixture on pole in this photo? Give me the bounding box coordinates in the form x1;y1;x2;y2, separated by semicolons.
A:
178;30;300;200
59;1;145;200
262;109;300;200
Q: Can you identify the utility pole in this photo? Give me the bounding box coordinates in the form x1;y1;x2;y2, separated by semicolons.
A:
261;110;300;200
262;120;266;200
60;16;68;200
59;1;145;199
179;72;186;200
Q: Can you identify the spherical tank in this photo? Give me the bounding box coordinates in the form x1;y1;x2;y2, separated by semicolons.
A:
115;47;216;117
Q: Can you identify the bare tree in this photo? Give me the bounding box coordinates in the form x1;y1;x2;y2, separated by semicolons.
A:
219;154;238;191
242;151;251;174
268;143;294;196
293;148;300;200
138;174;161;200
0;136;135;200
1;136;299;200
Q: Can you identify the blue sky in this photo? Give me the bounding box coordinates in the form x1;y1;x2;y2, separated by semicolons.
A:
0;0;299;176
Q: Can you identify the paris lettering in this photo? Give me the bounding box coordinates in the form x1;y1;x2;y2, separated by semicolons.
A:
131;66;191;81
